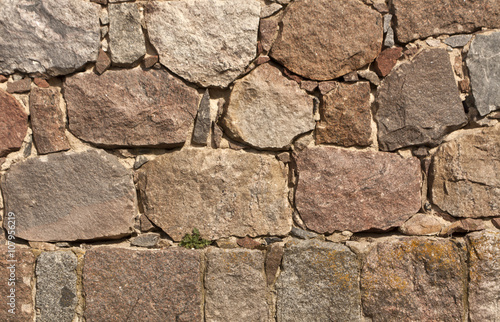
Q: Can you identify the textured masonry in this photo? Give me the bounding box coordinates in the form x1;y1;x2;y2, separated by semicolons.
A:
0;0;499;320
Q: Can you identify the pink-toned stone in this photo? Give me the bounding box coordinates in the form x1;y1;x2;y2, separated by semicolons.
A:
29;87;70;154
64;68;199;147
237;236;262;249
374;47;402;77
362;237;466;321
6;78;30;93
0;246;34;321
84;247;202;321
0;75;7;82
271;0;383;80
440;218;486;236
316;81;372;147
95;49;111;75
33;78;50;88
295;146;421;233
391;0;500;43
255;56;270;65
0;89;28;157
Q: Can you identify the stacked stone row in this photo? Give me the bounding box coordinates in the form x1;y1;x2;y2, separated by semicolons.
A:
0;0;499;320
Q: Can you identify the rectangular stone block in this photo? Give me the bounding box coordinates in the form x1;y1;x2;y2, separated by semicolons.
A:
467;231;500;321
36;251;78;322
0;246;34;322
83;247;202;321
361;237;466;321
276;239;361;321
205;248;269;321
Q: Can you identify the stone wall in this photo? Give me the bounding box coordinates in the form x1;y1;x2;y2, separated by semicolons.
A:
0;0;499;321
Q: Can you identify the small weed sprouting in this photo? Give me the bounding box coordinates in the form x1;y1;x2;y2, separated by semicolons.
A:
180;228;211;249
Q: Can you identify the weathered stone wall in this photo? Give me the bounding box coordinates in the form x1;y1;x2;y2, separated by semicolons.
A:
0;0;499;320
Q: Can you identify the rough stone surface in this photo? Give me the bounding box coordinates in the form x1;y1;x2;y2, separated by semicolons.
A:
391;0;500;43
6;78;31;93
295;146;421;233
205;249;268;321
95;49;111;75
430;125;500;218
29;87;70;154
0;246;34;321
1;150;136;241
192;90;211;146
467;231;500;321
444;34;473;48
145;0;260;87
265;244;284;285
467;31;500;116
36;251;77;322
130;233;160;248
316;81;372;147
374;47;402;77
277;239;360;321
34;78;50;88
270;0;383;80
376;49;467;151
138;148;291;241
362;237;466;321
399;213;446;236
223;63;315;149
0;75;7;82
290;227;318;240
358;70;380;86
108;3;146;66
237;236;262;249
84;247;202;321
0;89;28;157
0;0;100;76
259;15;280;52
440;218;486;236
64;68;199;147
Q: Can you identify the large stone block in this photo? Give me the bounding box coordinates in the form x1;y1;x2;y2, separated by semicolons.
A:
36;251;78;322
64;68;199;147
430;125;500;218
137;148;292;241
270;0;383;80
84;247;202;321
0;0;100;76
0;89;28;157
276;239;360;321
467;231;500;321
361;237;466;321
316;81;372;147
223;63;315;149
467;31;500;116
0;246;34;321
205;248;268;321
376;49;467;151
145;0;260;87
108;3;146;66
295;146;421;233
29;87;70;154
391;0;500;43
2;150;136;241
